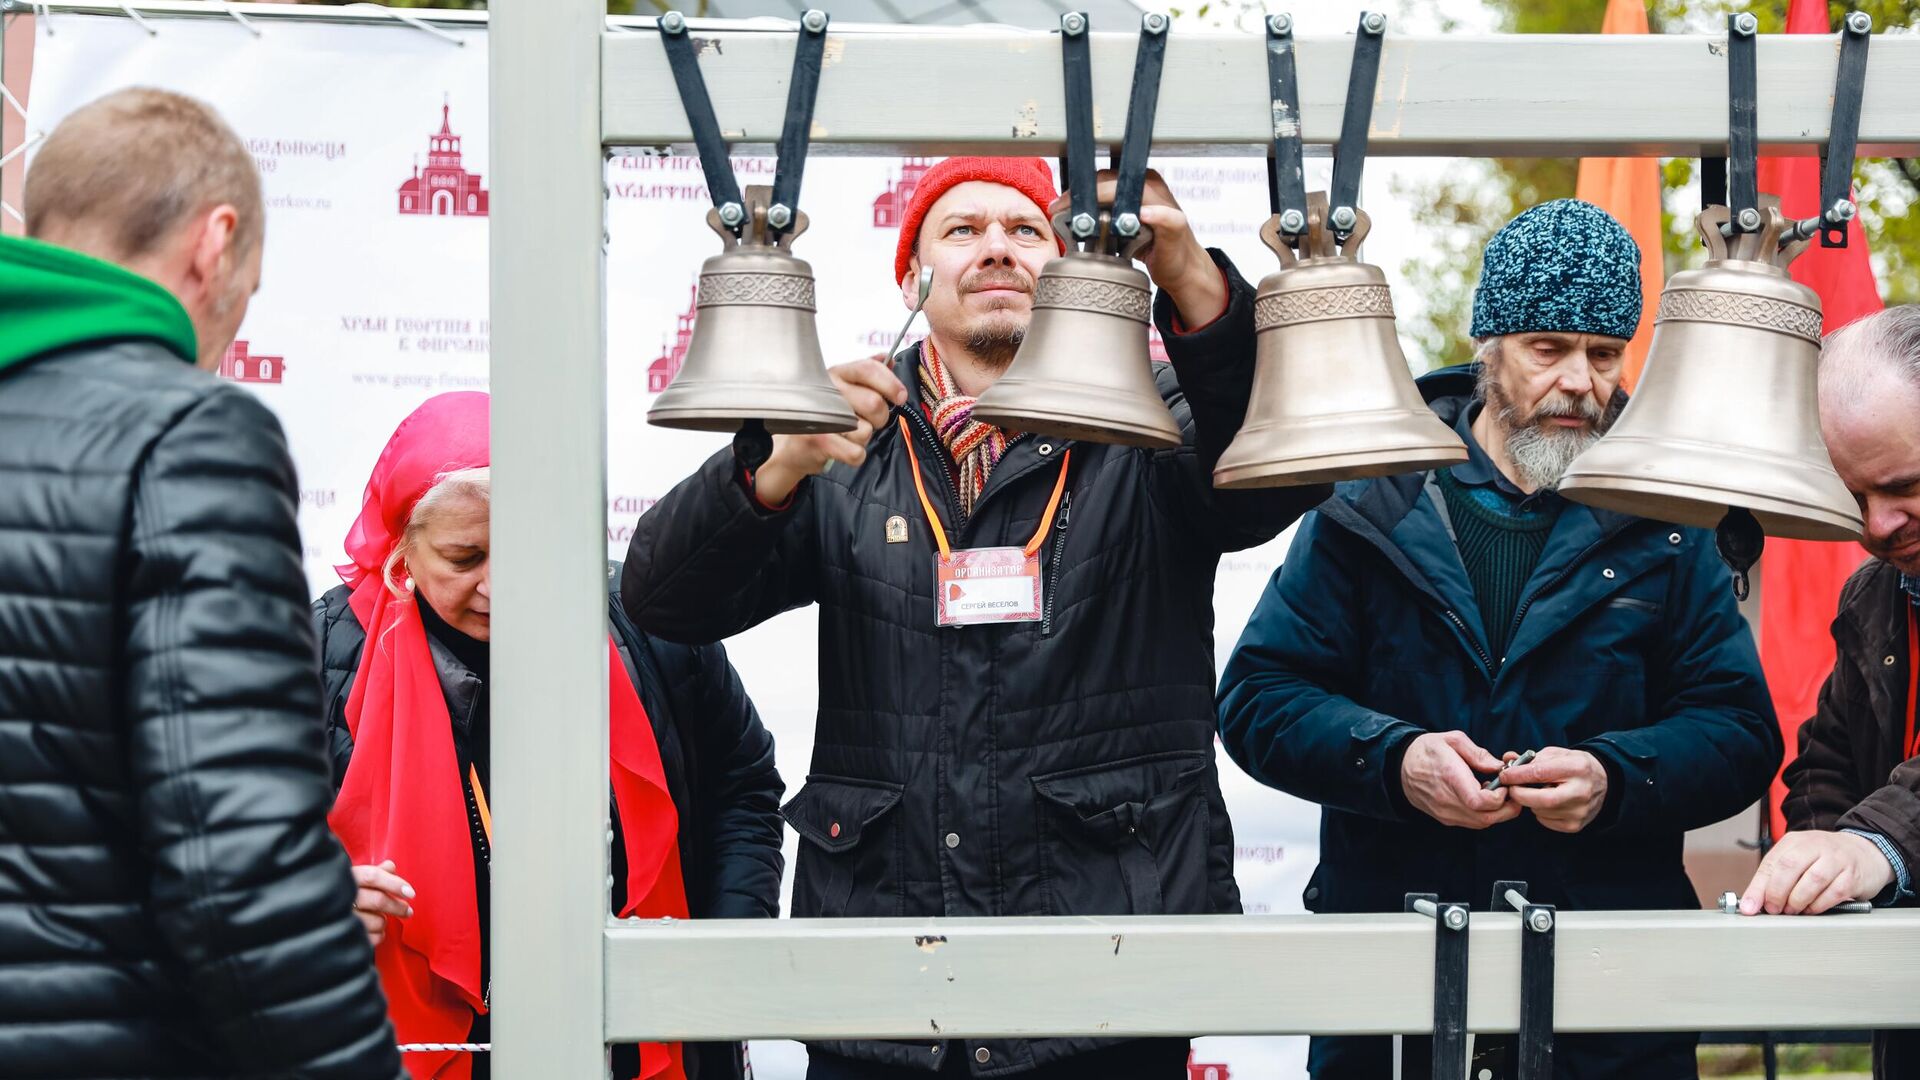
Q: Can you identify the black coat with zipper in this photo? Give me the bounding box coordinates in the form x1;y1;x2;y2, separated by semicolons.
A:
313;566;785;1080
622;250;1329;1075
1218;364;1782;1079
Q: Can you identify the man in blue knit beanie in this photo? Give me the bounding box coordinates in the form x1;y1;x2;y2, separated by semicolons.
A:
1220;199;1781;1078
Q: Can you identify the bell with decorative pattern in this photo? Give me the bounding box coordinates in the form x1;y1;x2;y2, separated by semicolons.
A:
971;211;1183;449
1558;203;1862;540
648;185;857;437
1213;195;1468;488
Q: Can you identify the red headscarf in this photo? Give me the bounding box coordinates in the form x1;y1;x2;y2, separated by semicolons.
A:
327;392;687;1080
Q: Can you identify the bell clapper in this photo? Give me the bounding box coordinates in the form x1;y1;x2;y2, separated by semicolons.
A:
732;420;775;473
1715;507;1765;602
887;267;935;361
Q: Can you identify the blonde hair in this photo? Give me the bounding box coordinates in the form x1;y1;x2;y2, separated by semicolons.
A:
25;87;264;258
382;467;491;598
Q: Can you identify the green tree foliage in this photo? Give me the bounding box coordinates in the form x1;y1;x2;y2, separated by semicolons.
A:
1394;0;1920;369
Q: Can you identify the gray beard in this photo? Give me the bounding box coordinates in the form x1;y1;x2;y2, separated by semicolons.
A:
1483;376;1624;491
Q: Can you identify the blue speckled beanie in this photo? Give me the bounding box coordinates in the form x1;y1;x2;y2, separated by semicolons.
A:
1470;199;1642;341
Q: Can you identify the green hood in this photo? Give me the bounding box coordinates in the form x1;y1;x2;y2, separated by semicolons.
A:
0;234;197;374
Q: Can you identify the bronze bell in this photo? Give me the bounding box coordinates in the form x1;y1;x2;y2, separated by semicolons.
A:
971;212;1182;448
1213;196;1468;488
648;186;857;436
1557;202;1862;541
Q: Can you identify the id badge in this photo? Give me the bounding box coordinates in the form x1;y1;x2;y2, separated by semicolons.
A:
935;546;1042;626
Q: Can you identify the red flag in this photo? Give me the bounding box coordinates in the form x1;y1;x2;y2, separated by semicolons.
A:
1754;0;1884;840
1574;0;1665;391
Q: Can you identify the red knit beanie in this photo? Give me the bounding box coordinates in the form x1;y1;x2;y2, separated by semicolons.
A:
892;156;1065;286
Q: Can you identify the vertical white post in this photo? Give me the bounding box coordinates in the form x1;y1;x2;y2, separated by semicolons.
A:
488;1;609;1076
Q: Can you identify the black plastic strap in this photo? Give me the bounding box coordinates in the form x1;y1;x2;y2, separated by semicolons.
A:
1061;13;1097;249
1109;14;1169;248
1702;156;1728;210
1820;16;1871;247
658;16;745;218
1518;903;1556;1080
1726;13;1758;231
1265;15;1307;226
1329;12;1385;231
769;11;830;235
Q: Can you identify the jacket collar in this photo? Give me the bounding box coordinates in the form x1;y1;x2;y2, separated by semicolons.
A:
423;632;485;736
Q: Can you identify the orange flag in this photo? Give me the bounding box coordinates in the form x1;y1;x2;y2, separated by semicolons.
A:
1574;0;1665;390
1754;0;1881;841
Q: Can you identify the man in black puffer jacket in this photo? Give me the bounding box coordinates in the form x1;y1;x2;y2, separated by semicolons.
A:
0;89;401;1078
624;157;1328;1078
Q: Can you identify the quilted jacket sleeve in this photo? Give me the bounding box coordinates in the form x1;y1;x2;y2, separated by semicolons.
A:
122;386;401;1079
679;640;786;919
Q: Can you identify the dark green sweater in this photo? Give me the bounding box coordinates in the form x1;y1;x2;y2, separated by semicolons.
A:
1434;466;1561;660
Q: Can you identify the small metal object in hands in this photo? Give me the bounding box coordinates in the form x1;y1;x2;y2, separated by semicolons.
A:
1484;749;1537;791
888;266;935;359
1719;889;1873;915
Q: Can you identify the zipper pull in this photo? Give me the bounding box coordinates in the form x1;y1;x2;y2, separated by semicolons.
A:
1055;491;1073;529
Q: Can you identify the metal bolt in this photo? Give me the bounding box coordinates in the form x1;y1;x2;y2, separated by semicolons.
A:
1144;12;1168;34
801;8;827;32
1071;212;1097;238
1736;207;1762;232
1733;12;1758;36
1267;13;1292;36
1847;11;1872;34
768;204;794;229
1830;198;1857;223
1362;11;1387;34
1719;891;1741;914
1444;908;1467;931
718;201;746;227
1330;205;1358;232
661;10;687;32
1528;910;1554;933
1115;212;1141;236
1062;12;1086;35
1279;208;1306;234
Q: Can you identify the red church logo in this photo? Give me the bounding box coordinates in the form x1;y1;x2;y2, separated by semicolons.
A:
1186;1052;1231;1080
398;98;489;217
873;158;933;228
649;281;698;393
220;339;285;384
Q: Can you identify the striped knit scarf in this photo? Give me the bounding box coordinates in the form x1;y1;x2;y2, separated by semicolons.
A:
918;338;1009;518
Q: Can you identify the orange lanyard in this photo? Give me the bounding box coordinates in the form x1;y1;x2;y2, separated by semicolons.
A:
896;414;1070;558
469;764;493;847
1907;604;1918;761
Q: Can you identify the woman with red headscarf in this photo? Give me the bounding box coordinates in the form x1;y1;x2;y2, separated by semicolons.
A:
315;392;784;1080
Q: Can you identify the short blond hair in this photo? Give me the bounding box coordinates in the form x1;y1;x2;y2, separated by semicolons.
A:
383;467;491;597
25;87;262;257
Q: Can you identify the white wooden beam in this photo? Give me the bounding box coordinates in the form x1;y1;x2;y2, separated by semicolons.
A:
603;24;1920;157
605;910;1920;1041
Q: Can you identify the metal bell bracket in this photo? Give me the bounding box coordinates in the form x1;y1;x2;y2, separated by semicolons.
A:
1327;12;1385;243
1262;13;1309;240
1493;881;1555;1080
1805;11;1872;248
1054;11;1170;259
1400;893;1470;1080
656;8;829;242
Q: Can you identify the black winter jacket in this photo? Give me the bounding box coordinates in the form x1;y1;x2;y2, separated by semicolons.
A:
313;570;785;1079
0;343;402;1079
623;251;1327;1075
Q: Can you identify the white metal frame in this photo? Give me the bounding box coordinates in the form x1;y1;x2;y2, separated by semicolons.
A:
14;3;1920;1073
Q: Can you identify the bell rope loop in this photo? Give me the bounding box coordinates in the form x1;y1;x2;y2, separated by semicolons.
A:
648;12;856;438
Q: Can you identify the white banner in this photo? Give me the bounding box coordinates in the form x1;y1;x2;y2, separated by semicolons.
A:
18;14;1463;1076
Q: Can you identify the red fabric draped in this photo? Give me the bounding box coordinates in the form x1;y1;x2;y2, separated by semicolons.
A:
326;392;687;1080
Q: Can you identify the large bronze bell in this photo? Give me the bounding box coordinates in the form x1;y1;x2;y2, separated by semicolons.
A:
1557;203;1862;540
1213;196;1468;488
971;212;1183;448
647;186;857;436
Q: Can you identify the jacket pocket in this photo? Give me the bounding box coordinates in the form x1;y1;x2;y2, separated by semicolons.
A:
1031;751;1212;916
782;775;906;918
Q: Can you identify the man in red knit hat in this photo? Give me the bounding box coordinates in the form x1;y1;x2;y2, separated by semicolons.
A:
625;157;1327;1079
